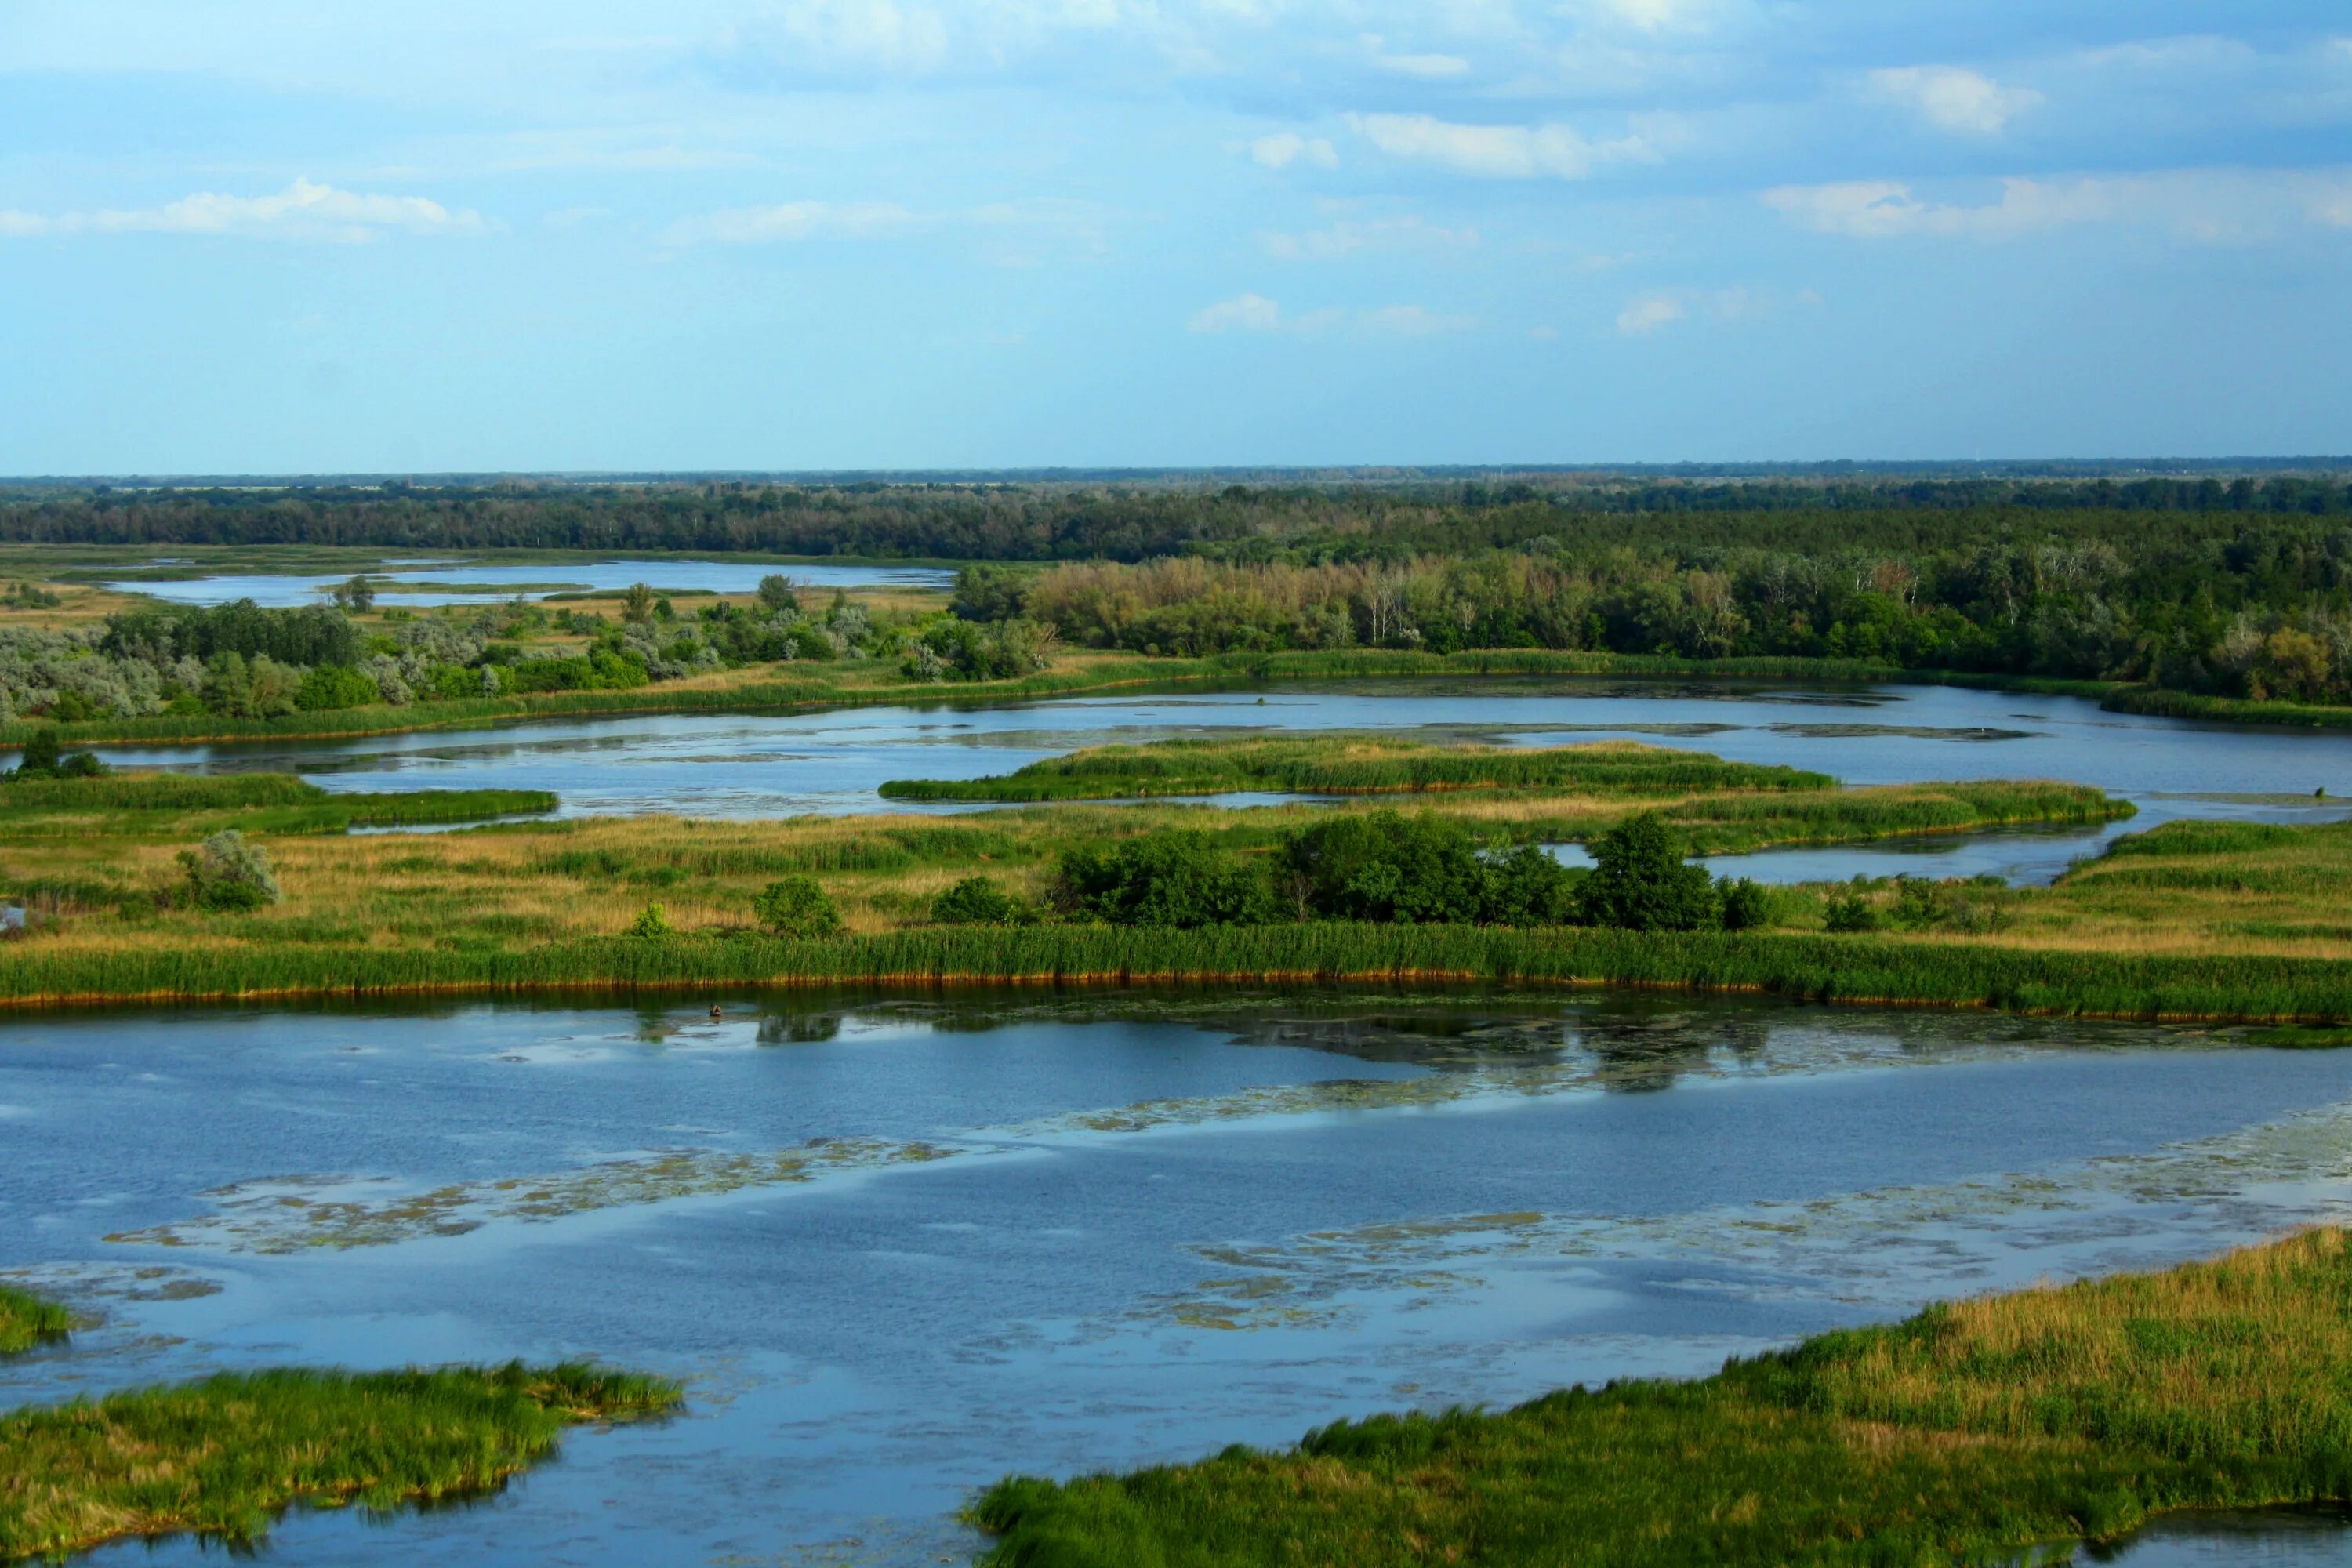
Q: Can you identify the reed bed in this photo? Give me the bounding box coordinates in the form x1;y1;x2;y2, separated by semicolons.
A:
971;1229;2352;1567
0;774;554;837
878;736;1829;802
0;1288;70;1356
0;1362;681;1563
7;923;2352;1022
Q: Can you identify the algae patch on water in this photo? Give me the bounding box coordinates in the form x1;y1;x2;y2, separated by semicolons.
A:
104;1139;958;1254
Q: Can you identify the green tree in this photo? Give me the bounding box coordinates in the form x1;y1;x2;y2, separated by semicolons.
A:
177;830;282;911
329;576;376;613
1283;810;1488;924
1576;812;1719;931
1480;843;1580;926
1719;877;1773;931
931;875;1027;925
753;876;843;938
622;583;656;625
757;574;800;613
12;729;62;777
1059;833;1279;927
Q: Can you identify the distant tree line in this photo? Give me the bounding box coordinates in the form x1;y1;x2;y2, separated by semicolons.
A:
2;477;2348;564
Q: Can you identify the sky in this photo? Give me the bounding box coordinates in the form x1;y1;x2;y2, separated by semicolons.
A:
0;1;2347;473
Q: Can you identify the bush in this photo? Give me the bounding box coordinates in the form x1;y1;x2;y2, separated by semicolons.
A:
177;830;282;911
931;875;1028;926
9;729;62;778
757;575;800;613
1284;810;1488;924
1824;889;1879;932
1719;877;1773;931
295;663;381;712
627;902;674;938
1577;812;1720;931
1059;833;1280;927
753;877;843;938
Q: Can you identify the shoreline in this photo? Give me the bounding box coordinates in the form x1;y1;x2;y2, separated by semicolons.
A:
3;924;2346;1023
9;649;2348;753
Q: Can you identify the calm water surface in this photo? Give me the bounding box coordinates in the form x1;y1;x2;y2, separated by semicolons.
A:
92;678;2352;878
6;993;2352;1564
107;557;954;608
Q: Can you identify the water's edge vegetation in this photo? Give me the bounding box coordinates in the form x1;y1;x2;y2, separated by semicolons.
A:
5;921;2349;1023
0;1287;71;1356
969;1228;2352;1568
0;1363;682;1563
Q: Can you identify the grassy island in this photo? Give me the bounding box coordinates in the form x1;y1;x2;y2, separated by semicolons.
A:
0;1362;681;1563
974;1228;2352;1566
0;1287;71;1356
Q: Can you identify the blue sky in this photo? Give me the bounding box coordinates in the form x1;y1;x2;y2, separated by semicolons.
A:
1;1;2347;472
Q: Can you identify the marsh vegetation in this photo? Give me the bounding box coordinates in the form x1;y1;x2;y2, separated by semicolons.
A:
0;1363;681;1563
974;1229;2352;1566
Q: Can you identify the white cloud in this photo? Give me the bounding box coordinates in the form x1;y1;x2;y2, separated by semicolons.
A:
0;179;481;243
2078;35;2259;72
1250;133;1340;171
1868;66;2041;136
1261;214;1479;261
1188;293;1475;336
1362;303;1475;336
1616;284;1806;336
1347;112;1654;180
1360;34;1471;78
1189;292;1286;333
1765;169;2352;244
665;200;921;245
1616;293;1685;335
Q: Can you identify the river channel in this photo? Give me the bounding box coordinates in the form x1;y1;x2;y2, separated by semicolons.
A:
6;993;2352;1564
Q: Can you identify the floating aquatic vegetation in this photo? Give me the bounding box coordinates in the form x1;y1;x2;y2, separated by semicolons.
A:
106;1139;956;1254
1132;1095;2352;1334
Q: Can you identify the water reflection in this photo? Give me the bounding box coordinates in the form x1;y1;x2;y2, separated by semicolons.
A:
86;681;2352;844
6;993;2352;1564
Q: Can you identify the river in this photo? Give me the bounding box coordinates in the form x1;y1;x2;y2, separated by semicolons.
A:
92;676;2352;883
4;993;2352;1564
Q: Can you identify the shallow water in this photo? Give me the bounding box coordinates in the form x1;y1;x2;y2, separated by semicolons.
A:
93;679;2352;865
105;557;954;608
8;992;2352;1564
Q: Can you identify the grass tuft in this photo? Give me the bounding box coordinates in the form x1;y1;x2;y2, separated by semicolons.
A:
0;1286;71;1356
0;1361;681;1562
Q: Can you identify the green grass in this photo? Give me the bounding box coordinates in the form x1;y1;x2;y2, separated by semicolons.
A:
880;736;1830;802
0;1287;71;1356
4;920;2349;1023
971;1229;2352;1567
0;773;554;836
0;1362;681;1562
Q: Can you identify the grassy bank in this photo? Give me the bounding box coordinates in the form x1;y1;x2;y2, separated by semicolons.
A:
0;774;554;837
0;746;2128;1000
880;736;1830;801
973;1229;2352;1567
7;918;2352;1022
0;1362;681;1563
0;1287;70;1356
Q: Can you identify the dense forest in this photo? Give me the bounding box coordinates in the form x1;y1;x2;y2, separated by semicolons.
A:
2;476;2349;563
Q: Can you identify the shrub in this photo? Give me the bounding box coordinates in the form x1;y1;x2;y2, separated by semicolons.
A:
627;902;674;938
1059;833;1280;927
1577;812;1720;931
177;830;282;911
1824;889;1879;932
295;663;381;712
931;875;1028;926
757;575;800;613
9;729;62;778
1284;810;1488;924
1719;877;1773;931
753;877;843;938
